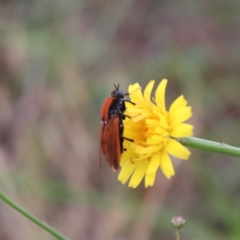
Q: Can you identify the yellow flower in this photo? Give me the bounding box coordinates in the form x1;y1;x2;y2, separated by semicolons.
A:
118;79;193;188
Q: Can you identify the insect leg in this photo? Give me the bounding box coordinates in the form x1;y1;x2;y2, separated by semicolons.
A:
123;136;133;142
124;100;135;105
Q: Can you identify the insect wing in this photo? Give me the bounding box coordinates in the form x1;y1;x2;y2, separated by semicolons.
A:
100;97;114;122
100;116;121;171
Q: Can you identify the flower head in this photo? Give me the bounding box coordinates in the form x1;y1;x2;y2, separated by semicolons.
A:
118;79;193;188
171;216;186;229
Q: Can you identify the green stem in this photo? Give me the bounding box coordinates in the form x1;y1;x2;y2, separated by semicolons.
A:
176;229;181;240
0;190;70;240
179;137;240;157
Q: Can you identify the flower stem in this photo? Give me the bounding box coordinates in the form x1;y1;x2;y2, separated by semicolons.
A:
0;190;70;240
175;229;181;240
179;137;240;157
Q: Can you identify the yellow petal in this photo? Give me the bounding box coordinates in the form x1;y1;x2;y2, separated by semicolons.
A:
124;130;143;142
155;127;164;135
145;119;159;126
118;161;137;184
129;163;148;188
145;172;157;187
153;104;166;116
146;135;163;145
169;95;187;113
121;146;137;165
160;116;169;129
165;139;191;160
170;123;193;138
170;107;193;126
155;79;167;109
150;115;167;132
144;80;155;102
135;145;160;155
120;155;128;166
147;152;161;174
125;101;136;109
160;150;175;178
129;83;143;102
130;111;151;122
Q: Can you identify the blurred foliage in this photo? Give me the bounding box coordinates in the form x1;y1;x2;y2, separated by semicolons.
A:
0;0;240;239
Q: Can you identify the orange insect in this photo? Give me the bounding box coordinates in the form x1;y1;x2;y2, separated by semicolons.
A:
100;84;133;171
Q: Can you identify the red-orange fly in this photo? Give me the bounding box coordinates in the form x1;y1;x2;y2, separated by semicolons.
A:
100;84;133;172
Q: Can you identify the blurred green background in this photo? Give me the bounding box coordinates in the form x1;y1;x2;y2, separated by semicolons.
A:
0;0;240;239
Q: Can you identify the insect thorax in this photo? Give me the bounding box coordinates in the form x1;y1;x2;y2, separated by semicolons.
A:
109;98;126;119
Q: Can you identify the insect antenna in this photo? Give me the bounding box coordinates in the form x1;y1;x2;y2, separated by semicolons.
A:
114;83;120;90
